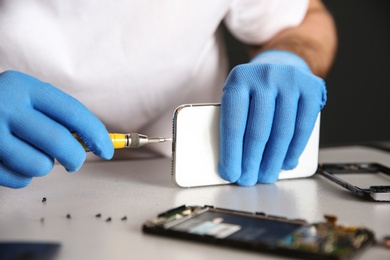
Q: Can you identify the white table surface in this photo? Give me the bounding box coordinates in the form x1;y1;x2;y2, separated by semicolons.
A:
1;145;389;260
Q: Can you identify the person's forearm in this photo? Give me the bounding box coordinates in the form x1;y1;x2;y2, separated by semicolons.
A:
248;0;337;78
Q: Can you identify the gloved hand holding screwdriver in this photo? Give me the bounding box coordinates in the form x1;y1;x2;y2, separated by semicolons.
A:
0;71;114;188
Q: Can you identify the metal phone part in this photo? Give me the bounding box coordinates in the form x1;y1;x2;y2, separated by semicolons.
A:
317;163;390;202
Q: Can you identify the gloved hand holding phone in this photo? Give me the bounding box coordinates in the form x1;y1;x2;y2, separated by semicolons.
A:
219;50;327;186
0;71;113;188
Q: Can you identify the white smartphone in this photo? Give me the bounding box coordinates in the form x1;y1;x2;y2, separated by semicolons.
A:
171;104;320;188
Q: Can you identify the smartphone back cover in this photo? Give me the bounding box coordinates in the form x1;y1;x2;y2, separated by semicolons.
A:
172;104;320;187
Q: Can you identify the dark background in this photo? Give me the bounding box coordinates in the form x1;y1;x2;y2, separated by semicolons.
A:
224;0;390;147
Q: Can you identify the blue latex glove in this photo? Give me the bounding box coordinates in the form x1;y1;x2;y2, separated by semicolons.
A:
218;50;327;186
0;71;114;188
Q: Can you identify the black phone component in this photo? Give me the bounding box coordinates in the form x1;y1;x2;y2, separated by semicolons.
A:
317;163;390;202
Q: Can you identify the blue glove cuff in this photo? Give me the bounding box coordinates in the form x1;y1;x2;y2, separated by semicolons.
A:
250;50;311;72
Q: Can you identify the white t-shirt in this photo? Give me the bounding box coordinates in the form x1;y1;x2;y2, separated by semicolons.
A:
0;0;309;158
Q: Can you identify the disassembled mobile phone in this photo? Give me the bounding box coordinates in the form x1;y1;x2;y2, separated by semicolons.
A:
143;205;375;260
171;103;321;187
317;163;390;202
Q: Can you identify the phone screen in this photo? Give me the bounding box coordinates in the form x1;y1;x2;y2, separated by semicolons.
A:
170;211;302;245
143;205;375;260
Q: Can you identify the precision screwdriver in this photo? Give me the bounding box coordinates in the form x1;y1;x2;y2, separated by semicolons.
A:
74;133;172;150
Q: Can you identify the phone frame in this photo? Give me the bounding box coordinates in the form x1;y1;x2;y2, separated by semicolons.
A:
317;162;390;202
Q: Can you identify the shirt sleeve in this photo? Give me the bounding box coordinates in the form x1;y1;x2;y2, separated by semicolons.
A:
224;0;310;44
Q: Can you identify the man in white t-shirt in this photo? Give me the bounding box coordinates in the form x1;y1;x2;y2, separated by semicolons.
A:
0;0;336;188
